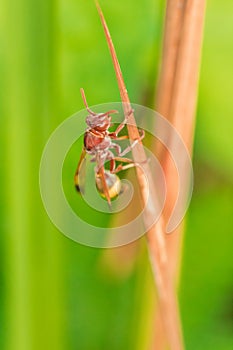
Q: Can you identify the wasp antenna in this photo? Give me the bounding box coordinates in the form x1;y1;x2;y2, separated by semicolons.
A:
101;110;119;117
80;88;96;115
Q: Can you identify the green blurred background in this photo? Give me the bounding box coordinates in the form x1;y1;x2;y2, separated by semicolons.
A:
1;0;233;349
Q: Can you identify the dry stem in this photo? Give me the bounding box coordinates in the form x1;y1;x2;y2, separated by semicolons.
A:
156;0;186;119
152;0;206;348
96;2;184;349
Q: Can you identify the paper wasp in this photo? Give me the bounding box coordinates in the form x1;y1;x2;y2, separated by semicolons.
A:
74;89;144;207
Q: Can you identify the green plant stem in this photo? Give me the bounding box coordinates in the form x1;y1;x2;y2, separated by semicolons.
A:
3;1;65;349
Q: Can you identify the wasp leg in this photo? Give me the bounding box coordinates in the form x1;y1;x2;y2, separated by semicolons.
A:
112;156;134;164
119;129;145;157
74;148;87;191
110;128;145;159
112;163;137;174
109;158;116;172
110;128;144;142
107;152;129;173
109;135;129;140
109;156;138;174
109;109;134;138
110;142;122;155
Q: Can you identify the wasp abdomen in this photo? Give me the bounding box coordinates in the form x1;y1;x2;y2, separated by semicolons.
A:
95;171;121;199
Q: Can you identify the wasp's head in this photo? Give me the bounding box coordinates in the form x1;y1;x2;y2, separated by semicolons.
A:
81;88;118;131
86;112;112;131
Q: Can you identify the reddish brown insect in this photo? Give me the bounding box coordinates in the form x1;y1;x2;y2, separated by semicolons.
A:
74;88;144;206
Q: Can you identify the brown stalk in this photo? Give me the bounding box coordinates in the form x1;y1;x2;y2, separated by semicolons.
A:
156;0;186;119
152;0;206;348
96;2;184;349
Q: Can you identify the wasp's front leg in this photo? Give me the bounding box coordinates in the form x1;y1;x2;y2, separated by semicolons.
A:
110;128;145;158
109;109;134;138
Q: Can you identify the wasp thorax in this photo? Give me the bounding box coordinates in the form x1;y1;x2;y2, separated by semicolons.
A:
95;171;121;199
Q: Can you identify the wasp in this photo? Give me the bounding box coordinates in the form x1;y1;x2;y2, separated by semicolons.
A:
74;88;144;207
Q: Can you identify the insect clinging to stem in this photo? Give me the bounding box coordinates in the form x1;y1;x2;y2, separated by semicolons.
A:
74;88;145;207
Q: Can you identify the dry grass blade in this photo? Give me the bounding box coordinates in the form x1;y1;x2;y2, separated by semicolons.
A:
156;0;186;118
152;0;206;348
95;2;143;142
96;2;184;349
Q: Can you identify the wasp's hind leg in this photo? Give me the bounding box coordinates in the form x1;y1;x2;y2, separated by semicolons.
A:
74;148;87;192
109;156;138;174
